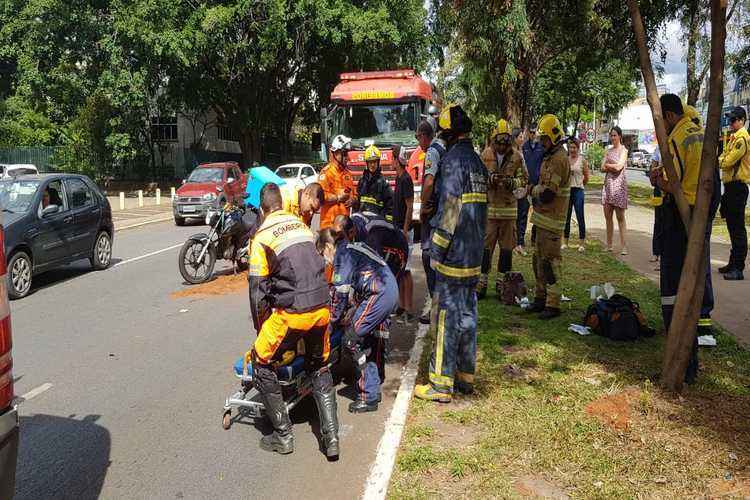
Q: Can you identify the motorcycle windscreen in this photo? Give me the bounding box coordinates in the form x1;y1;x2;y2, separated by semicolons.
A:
245;166;287;209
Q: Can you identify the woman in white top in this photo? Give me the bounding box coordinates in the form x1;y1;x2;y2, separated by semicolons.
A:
563;138;590;251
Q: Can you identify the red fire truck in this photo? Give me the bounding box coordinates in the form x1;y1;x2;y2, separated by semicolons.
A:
320;69;436;224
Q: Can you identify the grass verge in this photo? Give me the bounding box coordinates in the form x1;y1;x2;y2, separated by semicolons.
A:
389;240;750;499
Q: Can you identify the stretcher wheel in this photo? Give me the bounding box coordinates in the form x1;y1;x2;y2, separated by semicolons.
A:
222;410;232;430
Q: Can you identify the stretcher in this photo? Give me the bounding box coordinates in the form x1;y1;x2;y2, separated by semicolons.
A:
222;328;343;430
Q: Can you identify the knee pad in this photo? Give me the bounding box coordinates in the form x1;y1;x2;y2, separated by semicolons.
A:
254;363;281;394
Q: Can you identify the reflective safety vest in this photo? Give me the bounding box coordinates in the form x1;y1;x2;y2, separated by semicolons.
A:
667;116;703;205
530;145;571;234
719;126;750;183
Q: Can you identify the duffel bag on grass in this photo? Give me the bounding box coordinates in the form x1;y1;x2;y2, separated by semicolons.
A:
583;294;656;341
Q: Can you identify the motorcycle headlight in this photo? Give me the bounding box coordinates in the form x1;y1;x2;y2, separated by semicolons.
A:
203;192;217;202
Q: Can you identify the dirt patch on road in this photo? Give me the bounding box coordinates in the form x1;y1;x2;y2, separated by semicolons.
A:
171;272;247;299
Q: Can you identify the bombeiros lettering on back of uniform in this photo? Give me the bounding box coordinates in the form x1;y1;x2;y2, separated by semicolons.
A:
273;222;304;238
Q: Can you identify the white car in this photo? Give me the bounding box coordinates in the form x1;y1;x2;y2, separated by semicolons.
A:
274;163;318;190
0;164;39;179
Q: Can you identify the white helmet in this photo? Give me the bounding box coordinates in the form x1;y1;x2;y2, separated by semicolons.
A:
398;145;411;165
427;104;439;117
330;134;352;152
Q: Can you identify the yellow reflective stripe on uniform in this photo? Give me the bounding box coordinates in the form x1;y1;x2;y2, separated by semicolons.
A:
488;207;517;219
558;187;571;196
432;260;481;278
432;231;450;248
531;211;566;232
429;372;454;389
360;196;383;207
461;192;487;203
385;214;393;222
434;309;446;378
698;318;712;326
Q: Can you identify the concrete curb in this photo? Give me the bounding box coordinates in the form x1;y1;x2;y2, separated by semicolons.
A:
362;322;428;500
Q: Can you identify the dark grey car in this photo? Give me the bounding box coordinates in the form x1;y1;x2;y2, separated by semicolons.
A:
0;174;114;299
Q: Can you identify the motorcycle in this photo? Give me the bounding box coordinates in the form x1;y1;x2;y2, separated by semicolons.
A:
178;203;258;284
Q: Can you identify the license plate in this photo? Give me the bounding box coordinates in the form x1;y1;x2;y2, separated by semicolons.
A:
182;205;196;213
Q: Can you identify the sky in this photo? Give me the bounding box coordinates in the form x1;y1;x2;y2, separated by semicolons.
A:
657;21;688;94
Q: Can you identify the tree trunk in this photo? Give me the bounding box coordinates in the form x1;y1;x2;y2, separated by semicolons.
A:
501;85;522;127
627;0;692;230
574;104;582;138
685;0;702;105
661;0;726;392
239;128;261;169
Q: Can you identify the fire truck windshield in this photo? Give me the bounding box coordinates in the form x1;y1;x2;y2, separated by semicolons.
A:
334;102;419;147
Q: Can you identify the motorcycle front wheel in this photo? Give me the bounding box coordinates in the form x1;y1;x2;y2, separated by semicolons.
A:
179;238;217;284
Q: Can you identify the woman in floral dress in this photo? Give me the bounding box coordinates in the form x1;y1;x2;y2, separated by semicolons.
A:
601;126;629;254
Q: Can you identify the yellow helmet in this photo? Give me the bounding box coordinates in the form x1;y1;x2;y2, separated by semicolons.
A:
496;119;512;136
364;144;381;162
684;105;701;125
537;114;563;144
438;104;472;133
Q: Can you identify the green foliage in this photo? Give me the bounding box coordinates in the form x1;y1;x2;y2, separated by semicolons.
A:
585;143;605;169
0;96;57;147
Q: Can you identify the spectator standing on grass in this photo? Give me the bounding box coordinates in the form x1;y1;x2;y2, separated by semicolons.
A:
563;138;589;251
649;147;664;268
601;126;629;255
520;127;544;255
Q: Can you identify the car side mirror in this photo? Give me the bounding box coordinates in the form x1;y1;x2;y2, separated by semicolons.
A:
227;177;235;183
182;179;186;185
42;204;60;217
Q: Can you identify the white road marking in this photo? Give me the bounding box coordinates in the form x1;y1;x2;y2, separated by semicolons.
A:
710;258;729;267
18;382;53;402
115;216;174;232
113;243;183;268
362;323;428;500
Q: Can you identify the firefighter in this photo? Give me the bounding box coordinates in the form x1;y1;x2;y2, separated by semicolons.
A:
650;94;717;383
525;114;571;320
419;117;447;324
414;104;488;402
478;119;528;299
357;145;394;220
323;215;399;413
319;135;356;229
248;183;339;458
718;105;750;281
283;182;324;227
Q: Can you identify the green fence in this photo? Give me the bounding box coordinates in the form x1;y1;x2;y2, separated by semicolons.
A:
0;147;61;172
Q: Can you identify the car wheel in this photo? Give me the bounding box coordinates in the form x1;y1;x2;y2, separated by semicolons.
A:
175;215;185;226
7;251;32;300
90;231;113;270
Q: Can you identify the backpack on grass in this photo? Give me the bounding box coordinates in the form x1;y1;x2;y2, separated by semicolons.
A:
583;294;656;341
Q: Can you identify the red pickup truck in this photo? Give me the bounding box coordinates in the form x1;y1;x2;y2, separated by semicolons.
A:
173;162;247;226
0;213;18;497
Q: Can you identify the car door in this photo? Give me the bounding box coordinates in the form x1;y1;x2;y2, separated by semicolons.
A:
228;167;242;203
301;166;316;185
32;180;72;268
63;177;99;257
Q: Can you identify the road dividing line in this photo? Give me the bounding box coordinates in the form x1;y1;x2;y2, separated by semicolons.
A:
19;383;53;402
115;216;174;232
113;243;183;268
362;322;428;500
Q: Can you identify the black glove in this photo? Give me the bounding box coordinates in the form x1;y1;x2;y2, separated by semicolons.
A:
539;188;556;204
503;177;514;191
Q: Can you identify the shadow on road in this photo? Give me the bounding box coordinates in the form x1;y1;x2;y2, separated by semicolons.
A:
23;258;123;298
15;413;111;500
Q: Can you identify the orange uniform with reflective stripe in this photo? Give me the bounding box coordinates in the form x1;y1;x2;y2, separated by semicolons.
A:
253;308;330;364
318;161;356;229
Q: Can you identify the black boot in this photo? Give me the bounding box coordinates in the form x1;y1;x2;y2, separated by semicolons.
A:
525;298;546;313
348;399;378;413
539;307;561;320
718;263;733;274
724;269;744;280
454;380;474;395
260;391;294;454
312;378;340;460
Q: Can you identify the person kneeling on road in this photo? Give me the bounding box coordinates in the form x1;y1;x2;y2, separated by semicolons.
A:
248;182;339;458
320;215;399;413
526;114;571;320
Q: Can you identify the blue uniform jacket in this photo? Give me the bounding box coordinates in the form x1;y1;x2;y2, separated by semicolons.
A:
429;138;488;285
523;140;545;185
331;240;398;325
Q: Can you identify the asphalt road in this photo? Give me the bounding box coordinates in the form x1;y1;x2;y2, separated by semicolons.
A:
11;220;422;499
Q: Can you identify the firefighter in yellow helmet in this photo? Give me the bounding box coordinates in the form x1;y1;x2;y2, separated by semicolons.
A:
526;114;571;319
357;144;394;220
478;119;528;299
